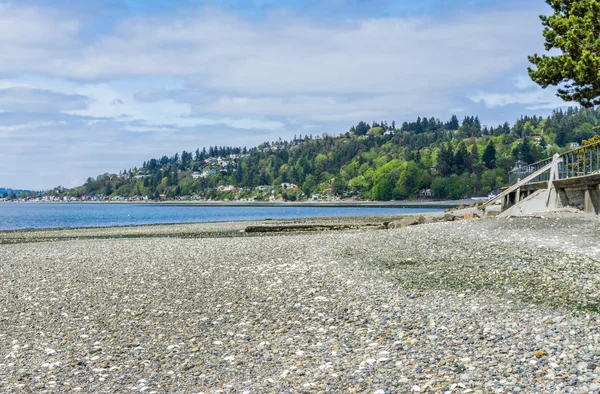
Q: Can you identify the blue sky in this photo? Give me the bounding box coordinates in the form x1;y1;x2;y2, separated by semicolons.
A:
0;0;569;189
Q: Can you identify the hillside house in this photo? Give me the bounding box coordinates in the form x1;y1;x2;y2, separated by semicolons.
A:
199;169;217;178
280;183;298;190
217;185;236;192
419;188;434;199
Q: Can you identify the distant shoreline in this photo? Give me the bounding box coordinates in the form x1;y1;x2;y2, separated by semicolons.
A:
0;199;474;208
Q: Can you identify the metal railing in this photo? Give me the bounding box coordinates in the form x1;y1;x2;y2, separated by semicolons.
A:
509;140;600;186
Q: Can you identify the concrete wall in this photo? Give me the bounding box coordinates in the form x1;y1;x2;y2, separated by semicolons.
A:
554;174;600;215
499;190;554;217
560;189;585;209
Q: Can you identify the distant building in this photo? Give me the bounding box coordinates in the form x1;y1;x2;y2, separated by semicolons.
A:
568;142;580;149
488;189;502;199
419;188;434;199
199;169;217;178
217;185;236;192
513;160;525;170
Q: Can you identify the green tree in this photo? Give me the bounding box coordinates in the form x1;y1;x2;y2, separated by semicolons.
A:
470;143;480;165
513;137;538;164
482;140;497;169
348;175;370;195
528;0;600;106
314;154;327;182
446;115;460;130
453;142;472;174
332;177;347;196
354;121;371;136
373;174;394;200
394;161;420;199
302;175;317;197
436;143;454;177
571;122;596;143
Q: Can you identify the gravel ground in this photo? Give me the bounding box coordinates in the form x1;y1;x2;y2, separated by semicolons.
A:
1;214;600;393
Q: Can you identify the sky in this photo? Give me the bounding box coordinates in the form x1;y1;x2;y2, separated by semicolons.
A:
0;0;570;190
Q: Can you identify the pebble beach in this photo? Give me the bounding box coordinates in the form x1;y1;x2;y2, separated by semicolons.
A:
1;213;600;393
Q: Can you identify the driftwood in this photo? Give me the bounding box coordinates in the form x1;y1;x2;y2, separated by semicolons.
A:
246;212;481;234
245;224;374;233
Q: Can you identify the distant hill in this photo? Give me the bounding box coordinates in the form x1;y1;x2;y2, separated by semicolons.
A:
0;188;31;196
46;106;600;202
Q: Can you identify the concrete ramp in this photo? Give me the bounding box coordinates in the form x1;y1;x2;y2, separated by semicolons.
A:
479;158;555;212
498;189;557;217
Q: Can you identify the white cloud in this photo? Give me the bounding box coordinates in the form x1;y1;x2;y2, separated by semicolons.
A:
0;3;80;76
1;4;545;97
469;74;571;110
0;87;88;112
469;90;564;109
0;3;79;45
52;10;543;95
0;120;64;133
514;74;537;90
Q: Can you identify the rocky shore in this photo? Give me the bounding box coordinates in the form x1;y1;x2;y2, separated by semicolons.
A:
1;213;600;393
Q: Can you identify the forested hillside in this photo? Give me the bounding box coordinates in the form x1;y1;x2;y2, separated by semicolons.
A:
45;107;600;201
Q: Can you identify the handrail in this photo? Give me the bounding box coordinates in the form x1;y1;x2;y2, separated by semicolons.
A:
560;139;600;156
509;139;600;172
508;139;600;185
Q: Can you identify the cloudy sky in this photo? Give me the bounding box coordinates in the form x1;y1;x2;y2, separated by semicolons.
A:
0;0;568;190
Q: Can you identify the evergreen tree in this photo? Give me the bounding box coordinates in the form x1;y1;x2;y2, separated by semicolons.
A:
482;140;497;169
528;0;600;106
453;142;472;174
436;143;454;177
354;121;370;136
470;143;480;164
513;137;538;164
446;115;459;130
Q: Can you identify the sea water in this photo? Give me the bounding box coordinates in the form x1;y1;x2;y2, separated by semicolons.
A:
0;203;445;230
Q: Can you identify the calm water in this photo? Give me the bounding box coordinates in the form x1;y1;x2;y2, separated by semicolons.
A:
0;203;445;231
